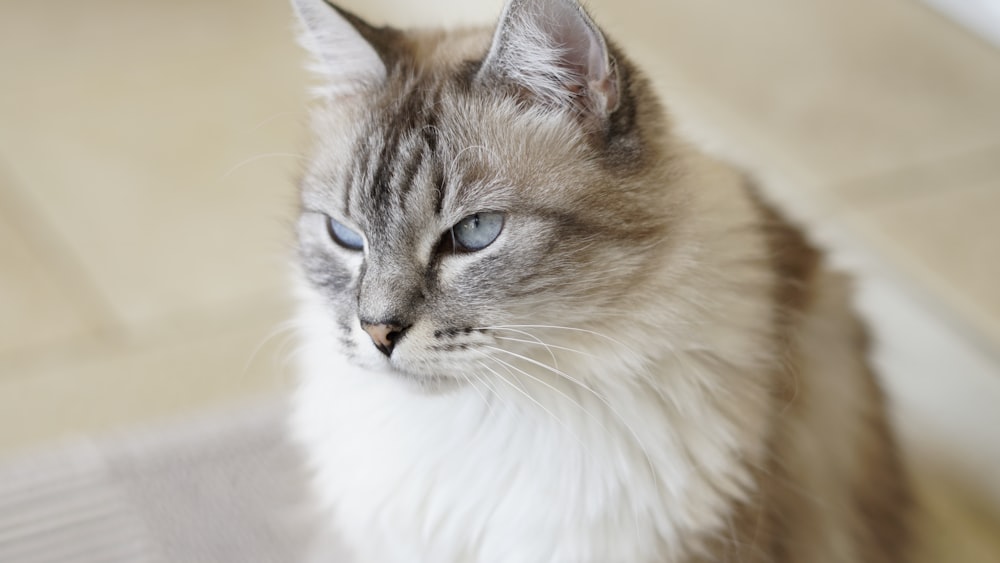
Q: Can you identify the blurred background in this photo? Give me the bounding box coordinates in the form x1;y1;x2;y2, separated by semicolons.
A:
1;0;998;560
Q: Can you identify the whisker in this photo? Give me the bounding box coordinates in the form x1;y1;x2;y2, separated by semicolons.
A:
242;320;298;382
485;324;640;357
484;353;613;437
483;345;661;502
474;350;644;547
248;111;299;133
469;361;511;413
493;335;599;360
221;152;307;180
461;369;495;417
475;359;591;455
484;327;560;368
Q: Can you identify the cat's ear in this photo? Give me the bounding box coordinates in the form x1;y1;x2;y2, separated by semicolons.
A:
290;0;389;97
477;0;620;118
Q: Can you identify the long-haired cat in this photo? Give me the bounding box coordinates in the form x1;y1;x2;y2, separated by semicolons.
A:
287;0;913;561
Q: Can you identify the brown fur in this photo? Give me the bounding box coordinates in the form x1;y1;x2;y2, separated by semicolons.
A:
689;189;913;562
688;188;821;563
850;340;914;562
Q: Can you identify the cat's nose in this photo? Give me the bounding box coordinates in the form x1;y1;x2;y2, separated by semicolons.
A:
360;321;408;357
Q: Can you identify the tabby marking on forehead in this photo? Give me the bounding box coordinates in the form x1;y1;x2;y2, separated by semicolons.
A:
348;86;444;221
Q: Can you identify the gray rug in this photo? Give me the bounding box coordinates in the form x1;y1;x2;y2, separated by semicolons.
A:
0;399;337;563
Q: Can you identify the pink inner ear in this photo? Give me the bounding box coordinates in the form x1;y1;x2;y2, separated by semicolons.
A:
549;9;620;116
496;0;621;118
589;71;620;116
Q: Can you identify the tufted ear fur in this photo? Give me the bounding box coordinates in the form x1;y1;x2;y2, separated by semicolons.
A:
291;0;388;98
477;0;620;119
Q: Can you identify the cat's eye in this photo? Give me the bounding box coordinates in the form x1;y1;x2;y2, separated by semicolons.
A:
326;217;364;251
447;212;505;252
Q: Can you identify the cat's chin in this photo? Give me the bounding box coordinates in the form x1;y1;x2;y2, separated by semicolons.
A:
351;355;468;395
388;369;464;394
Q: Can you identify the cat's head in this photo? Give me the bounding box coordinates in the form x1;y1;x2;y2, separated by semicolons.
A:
292;0;685;388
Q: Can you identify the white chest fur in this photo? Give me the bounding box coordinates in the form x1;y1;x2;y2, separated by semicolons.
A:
290;324;765;563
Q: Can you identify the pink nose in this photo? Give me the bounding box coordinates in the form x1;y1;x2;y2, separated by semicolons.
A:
361;322;405;357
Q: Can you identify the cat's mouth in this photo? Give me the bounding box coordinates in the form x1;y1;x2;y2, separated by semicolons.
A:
352;339;470;392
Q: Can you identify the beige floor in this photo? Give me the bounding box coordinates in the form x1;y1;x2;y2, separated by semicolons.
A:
1;0;999;531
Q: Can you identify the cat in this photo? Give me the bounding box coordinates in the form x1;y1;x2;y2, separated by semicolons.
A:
287;0;914;561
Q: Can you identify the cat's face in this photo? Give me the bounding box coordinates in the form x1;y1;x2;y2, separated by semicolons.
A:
293;0;673;387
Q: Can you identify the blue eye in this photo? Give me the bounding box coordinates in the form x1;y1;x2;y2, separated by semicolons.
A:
450;212;505;252
326;217;364;251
